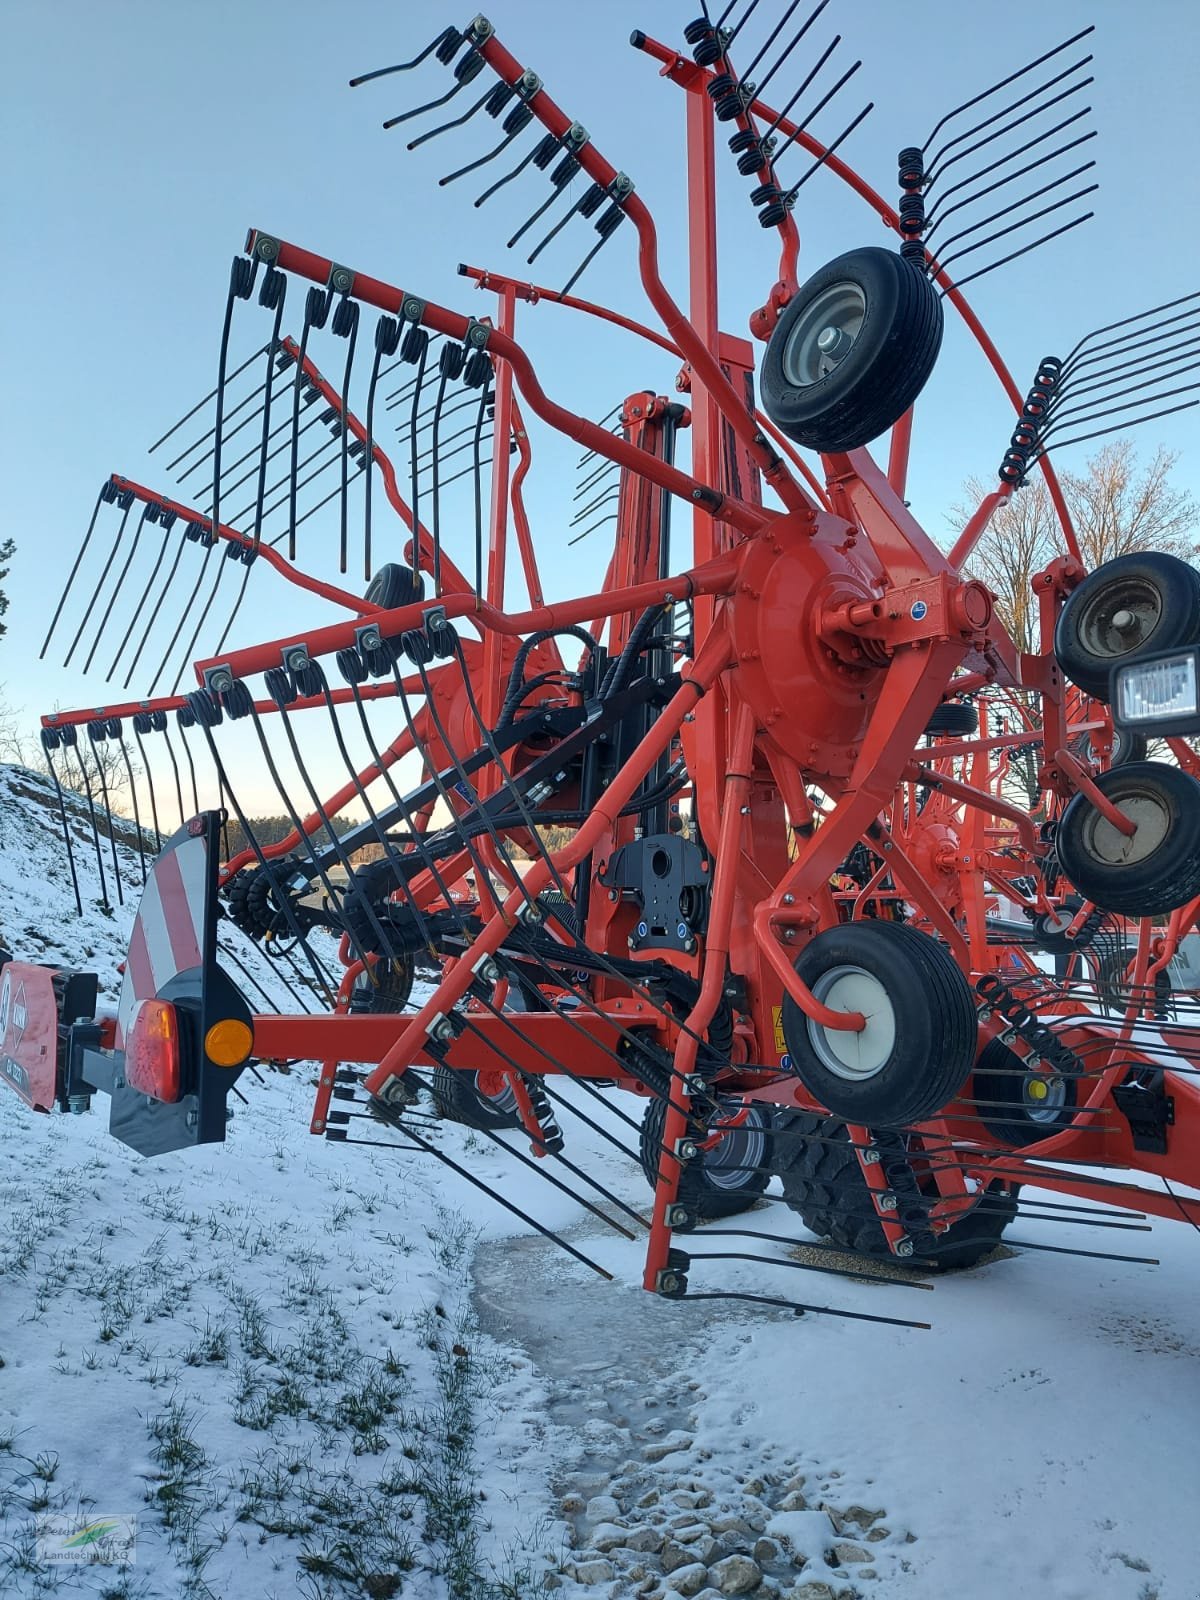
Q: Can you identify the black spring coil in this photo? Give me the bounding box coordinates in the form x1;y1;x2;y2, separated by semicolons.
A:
999;356;1062;485
974;973;1085;1080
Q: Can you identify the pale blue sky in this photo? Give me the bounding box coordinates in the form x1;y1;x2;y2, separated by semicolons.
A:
2;0;1197;766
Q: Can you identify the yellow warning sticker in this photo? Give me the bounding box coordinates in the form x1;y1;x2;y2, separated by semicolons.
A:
772;1005;786;1056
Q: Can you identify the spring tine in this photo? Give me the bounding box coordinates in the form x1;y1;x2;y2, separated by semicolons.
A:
382;52;479;130
722;0;764;45
560;210;626;296
190;709;335;1005
228;428;341;526
1047;341;1200;418
41;485;110;659
62;496;135;670
173;365;292;486
926;81;1094;194
781;99;873;200
680;1289;930;1331
148;343;269;454
408;80;496;150
922;25;1095;153
123;524;194;691
567;512;619;547
739;0;808;82
1062;292;1200;376
132;721;162;850
80;505;157;676
206;404;325;507
470;377;492;598
427;359;454;595
107;511;177;681
175;713;202;816
925;54;1093;181
749;0;832;105
771;52;861;166
405;328;431;581
84;730;124;907
167;552;233;698
574;458;619;500
1058;320;1200;398
925;144;1096;239
507;170;579;251
570;485;620;526
440;103;534;186
364;316;400;581
349;28;459;87
41;735;84;915
474;130;559;208
210;552;257;663
1035;388;1200;457
110;721;147;884
937;208;1092;295
271;453;367;543
347;1110;613;1282
60;731;109;908
933;181;1099;277
755;31;838;144
156;721;186;830
288;286;331;558
250;269;288;553
210;258;258;546
334;298;362;574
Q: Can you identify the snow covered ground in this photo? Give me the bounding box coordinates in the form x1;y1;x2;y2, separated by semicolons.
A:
1;762;1197;1600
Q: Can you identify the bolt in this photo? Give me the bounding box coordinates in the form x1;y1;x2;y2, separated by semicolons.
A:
894;1237;915;1258
861;1147;881;1164
1111;608;1138;632
877;1192;898;1212
658;1271;681;1295
782;892;794;905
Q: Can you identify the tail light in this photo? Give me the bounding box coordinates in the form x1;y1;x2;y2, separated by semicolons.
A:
125;999;182;1103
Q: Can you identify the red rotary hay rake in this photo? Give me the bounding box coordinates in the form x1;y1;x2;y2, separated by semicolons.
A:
6;5;1200;1326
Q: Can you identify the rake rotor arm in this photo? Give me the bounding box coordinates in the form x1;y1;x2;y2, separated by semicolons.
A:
107;475;373;615
458;263;682;357
634;30;1084;568
467;31;808;514
196;546;739;686
247;231;767;537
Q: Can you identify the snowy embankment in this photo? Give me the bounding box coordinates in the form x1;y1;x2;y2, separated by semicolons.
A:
0;765;555;1599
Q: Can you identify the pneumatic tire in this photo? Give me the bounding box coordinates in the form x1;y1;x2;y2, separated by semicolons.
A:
780;920;976;1125
760;246;943;453
774;1113;1017;1269
1053;552;1200;701
1055;760;1200;917
639;1096;772;1227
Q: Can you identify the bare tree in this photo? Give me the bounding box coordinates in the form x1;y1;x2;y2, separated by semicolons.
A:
952;442;1198;655
949;442;1198;805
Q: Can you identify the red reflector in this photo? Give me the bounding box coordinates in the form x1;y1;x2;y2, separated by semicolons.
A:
125;999;182;1103
187;815;206;837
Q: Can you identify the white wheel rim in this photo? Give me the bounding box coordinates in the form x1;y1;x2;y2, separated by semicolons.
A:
807;964;896;1081
1082;790;1170;867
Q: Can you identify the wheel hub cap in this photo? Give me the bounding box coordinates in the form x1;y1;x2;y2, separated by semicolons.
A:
783;282;867;386
807;965;895;1080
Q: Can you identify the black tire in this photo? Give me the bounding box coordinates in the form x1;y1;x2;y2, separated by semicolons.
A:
972;1037;1077;1148
780;920;976;1125
924;700;978;737
1094;943;1172;1018
1111;726;1149;767
1027;895;1084;955
365;562;424;611
759;246;944;453
639;1096;772;1227
1056;760;1200;917
774;1113;1017;1269
1054;552;1200;701
431;1065;522;1131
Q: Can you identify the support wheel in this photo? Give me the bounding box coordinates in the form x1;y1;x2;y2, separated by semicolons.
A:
924;700;978;737
1053;552;1200;700
431;1066;522;1131
365;561;424;610
780;920;976;1125
349;954;415;1014
972;1037;1078;1148
1056;760;1200;916
639;1096;772;1228
759;246;944;453
774;1113;1017;1269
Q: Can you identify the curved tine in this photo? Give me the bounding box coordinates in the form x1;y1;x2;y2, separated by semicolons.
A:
771;55;862;166
148;343;268;454
383;69;472;131
924;138;1096;237
749;2;832;104
922;25;1095;153
1060;292;1200;374
350;28;456;87
930;181;1099;276
408;81;495;150
925;84;1093;194
781;100;873;201
924;53;1093;180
